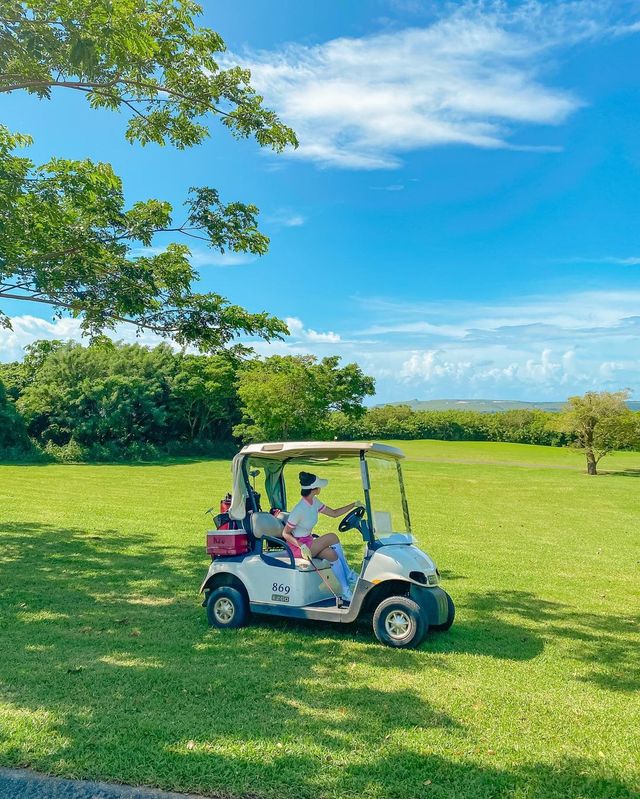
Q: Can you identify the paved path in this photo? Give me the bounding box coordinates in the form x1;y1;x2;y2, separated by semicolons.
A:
0;769;209;799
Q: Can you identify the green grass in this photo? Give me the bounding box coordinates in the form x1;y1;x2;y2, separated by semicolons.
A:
0;441;638;799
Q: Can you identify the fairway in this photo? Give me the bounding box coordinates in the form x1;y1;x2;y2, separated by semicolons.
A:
1;441;638;799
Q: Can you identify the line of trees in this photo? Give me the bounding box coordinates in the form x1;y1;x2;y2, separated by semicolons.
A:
329;403;569;446
0;341;375;461
1;340;638;473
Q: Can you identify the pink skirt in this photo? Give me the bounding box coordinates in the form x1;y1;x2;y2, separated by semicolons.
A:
289;534;314;559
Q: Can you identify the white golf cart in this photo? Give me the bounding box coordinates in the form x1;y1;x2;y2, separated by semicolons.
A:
200;442;454;648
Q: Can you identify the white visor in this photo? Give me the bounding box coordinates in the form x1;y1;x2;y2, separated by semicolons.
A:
303;476;328;489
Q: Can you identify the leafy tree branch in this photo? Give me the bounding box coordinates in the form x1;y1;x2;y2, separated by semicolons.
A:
0;127;288;350
0;0;298;150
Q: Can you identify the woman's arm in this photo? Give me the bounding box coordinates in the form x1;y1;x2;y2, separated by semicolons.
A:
282;527;298;548
320;501;357;519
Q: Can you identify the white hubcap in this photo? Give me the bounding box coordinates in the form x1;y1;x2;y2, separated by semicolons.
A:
214;597;235;623
385;610;412;639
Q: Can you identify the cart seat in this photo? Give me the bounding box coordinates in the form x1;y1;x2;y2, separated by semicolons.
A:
251;513;331;571
251;512;286;538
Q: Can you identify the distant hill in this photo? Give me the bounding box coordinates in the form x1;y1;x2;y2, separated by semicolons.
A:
381;399;640;414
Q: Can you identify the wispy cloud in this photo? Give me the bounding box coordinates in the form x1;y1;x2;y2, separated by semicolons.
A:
560;255;640;265
233;2;639;170
192;251;259;267
133;246;258;267
266;210;307;227
242;286;640;400
356;290;640;335
350;289;640;398
371;184;405;191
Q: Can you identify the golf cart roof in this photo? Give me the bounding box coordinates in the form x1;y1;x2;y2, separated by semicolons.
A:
239;441;405;462
229;441;405;520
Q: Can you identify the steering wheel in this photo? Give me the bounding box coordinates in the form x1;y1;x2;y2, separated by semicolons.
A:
338;505;365;533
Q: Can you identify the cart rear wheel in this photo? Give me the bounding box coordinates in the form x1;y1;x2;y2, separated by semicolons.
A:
373;595;426;648
206;586;249;629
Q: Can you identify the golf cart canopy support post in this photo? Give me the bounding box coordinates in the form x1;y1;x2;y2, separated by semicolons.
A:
228;441;405;521
359;451;374;545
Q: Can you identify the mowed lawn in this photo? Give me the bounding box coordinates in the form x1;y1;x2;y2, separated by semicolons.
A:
0;441;638;799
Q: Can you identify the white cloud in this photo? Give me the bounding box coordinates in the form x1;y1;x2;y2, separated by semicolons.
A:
267;210;306;227
353;288;640;399
231;1;640;169
285;317;341;344
0;313;344;364
401;350;472;381
0;315;170;362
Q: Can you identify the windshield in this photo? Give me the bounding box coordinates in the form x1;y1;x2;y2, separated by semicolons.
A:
366;455;411;536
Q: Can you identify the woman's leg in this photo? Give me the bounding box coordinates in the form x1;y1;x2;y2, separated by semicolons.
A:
310;533;338;561
310;534;352;601
331;542;359;582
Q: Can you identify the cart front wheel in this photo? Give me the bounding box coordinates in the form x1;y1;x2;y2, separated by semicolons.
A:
206;586;249;629
373;595;426;648
433;592;455;632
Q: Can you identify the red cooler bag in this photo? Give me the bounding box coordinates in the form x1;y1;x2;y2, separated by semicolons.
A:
206;529;249;557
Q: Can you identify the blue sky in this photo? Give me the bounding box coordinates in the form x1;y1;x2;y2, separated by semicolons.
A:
2;0;640;403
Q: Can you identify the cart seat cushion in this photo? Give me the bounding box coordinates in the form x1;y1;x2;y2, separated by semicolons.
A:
251;512;285;538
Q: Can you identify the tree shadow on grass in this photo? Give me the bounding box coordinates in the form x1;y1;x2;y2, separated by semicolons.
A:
335;750;636;799
462;591;639;693
0;523;637;799
0;522;462;797
604;468;640;478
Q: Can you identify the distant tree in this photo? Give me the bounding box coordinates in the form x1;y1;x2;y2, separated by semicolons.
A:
493;409;567;446
234;355;375;442
0;340;66;401
17;341;177;448
22;339;65;373
0;1;296;350
560;390;639;475
0;360;24;401
170;354;239;441
0;377;30;450
330;405;570;446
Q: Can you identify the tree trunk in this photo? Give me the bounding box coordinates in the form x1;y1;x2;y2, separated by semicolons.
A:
585;448;597;475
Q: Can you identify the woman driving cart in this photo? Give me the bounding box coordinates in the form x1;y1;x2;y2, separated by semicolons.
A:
282;471;359;603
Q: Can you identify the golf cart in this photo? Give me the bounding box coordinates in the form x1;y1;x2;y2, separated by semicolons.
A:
200;442;454;648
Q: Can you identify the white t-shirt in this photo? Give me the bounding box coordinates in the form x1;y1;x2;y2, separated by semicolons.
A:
286;496;326;539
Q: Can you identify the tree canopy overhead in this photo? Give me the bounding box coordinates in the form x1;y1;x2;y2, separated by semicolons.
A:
0;0;297;351
0;0;297;150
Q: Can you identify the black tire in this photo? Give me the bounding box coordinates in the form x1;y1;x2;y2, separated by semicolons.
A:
433;592;455;632
372;595;426;648
206;586;249;629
